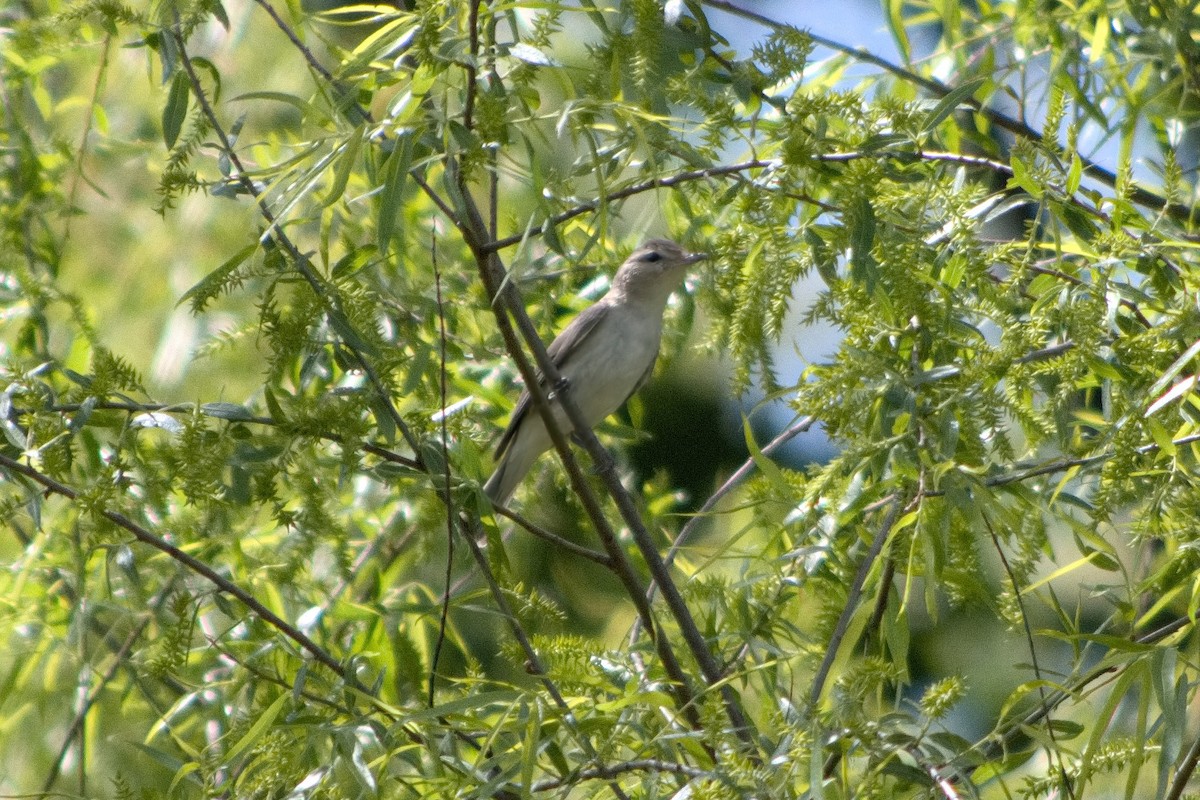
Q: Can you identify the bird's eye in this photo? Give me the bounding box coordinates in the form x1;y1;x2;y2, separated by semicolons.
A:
641;251;663;263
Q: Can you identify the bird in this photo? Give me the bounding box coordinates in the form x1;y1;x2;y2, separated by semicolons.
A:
483;239;707;504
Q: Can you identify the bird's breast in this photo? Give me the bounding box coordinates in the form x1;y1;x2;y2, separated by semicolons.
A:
558;305;662;422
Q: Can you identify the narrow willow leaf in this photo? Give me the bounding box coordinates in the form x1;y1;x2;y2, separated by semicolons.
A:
742;414;788;492
201;402;257;421
377;131;414;253
222;693;288;766
921;77;986;133
1146;374;1197;418
131;412;185;433
162;71;190;149
885;0;911;62
178;244;258;313
849;197;877;290
1146;337;1200;400
233;91;331;128
1088;14;1110;62
211;0;229;29
321;126;365;208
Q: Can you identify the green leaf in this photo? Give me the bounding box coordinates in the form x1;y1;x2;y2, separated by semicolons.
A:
742;414;789;492
1007;154;1042;198
921;77;986;133
1088;14;1110;62
162;71;190;149
178;245;258;313
201;402;257;421
885;0;911;62
1065;152;1083;194
1146;337;1200;402
188;57;222;104
222;693;288;766
1054;200;1098;244
320;126;364;208
263;387;287;423
232;90;325;121
167;762;202;795
211;0;230;29
849;197;877;290
377;131;414;254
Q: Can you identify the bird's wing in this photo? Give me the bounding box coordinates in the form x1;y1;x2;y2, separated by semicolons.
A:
494;301;612;458
631;357;657;397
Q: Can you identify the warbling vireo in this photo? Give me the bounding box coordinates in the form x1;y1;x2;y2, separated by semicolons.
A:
484;239;706;504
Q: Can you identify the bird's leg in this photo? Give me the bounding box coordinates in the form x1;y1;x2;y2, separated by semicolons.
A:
548;375;570;402
551;375;589;445
588;447;615;476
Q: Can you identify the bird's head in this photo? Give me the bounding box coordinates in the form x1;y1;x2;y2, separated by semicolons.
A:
610;239;707;301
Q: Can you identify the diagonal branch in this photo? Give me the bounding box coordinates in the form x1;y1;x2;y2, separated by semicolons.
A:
483;160;773;254
702;0;1186;225
171;26;421;463
809;497;902;707
450;3;757;747
0;452;354;682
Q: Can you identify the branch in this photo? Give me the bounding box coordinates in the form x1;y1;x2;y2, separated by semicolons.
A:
448;9;758;744
1167;732;1200;800
33;400;421;471
451;512;612;800
701;0;1187;225
493;503;612;566
430;237;456;707
170;26;421;463
251;0;337;85
0;452;355;683
819;149;1012;176
531;759;707;792
482;160;773;254
984;513;1077;800
630;415;817;650
809;498;902;707
969;614;1192;772
442;163;706;714
662;415;817;578
41;576;176;793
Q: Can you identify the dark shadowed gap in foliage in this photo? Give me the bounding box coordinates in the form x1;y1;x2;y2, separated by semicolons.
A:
628;372;835;512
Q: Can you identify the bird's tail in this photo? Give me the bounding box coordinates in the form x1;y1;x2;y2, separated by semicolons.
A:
483;440;536;505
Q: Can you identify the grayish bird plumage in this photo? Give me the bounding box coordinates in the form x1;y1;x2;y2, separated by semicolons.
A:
483;239;706;504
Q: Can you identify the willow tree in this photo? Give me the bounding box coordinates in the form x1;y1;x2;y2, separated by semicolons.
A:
3;0;1199;797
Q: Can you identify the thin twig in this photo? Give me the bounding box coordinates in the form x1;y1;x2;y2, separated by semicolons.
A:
252;0;336;85
701;0;1187;225
172;27;421;463
630;415;816;650
809;498;902;707
454;511;609;800
483;160;773;254
41;576;176;793
984;513;1076;800
1166;732;1200;800
493;504;612;566
531;758;707;791
23;399;422;471
0;452;354;683
661;415;816;579
429;234;455;707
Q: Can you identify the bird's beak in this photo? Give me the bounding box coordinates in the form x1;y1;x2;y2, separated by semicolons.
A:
683;252;708;265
